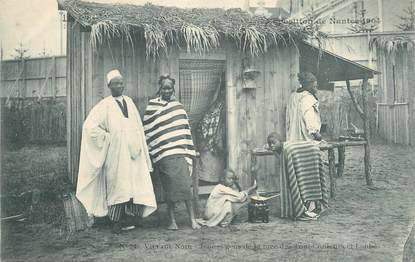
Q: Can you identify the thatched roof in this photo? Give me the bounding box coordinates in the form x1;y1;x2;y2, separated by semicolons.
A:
58;0;323;57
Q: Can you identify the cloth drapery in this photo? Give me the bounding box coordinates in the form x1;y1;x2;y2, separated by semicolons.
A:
286;90;321;142
280;141;329;219
143;98;196;167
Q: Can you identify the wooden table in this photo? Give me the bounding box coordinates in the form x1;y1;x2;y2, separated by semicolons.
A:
251;140;367;199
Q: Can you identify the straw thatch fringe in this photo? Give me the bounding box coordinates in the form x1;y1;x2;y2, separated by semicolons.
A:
369;35;415;65
60;0;324;57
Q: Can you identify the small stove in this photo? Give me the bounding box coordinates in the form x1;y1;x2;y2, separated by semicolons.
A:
248;194;278;223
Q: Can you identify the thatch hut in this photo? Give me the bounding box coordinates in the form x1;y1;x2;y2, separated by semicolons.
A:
58;0;378;192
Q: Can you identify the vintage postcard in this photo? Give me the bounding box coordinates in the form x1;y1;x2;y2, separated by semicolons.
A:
1;0;414;261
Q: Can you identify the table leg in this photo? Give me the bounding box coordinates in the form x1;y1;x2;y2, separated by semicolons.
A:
328;148;336;198
337;145;345;177
192;157;199;217
251;154;258;185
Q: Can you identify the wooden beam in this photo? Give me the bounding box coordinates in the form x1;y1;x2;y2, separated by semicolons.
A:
328;148;336;198
66;20;72;183
346;79;365;119
362;76;374;186
337;145;346;177
192;157;199;217
22;59;27;97
52;56;57;98
226;45;238;173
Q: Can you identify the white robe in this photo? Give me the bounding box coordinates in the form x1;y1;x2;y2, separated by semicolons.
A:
197;184;248;227
286;90;321;142
76;96;157;218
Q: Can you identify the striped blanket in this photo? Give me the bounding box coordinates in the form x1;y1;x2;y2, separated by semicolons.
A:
143;98;196;166
280;141;329;219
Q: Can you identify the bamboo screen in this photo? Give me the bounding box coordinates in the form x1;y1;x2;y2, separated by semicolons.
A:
178;60;225;128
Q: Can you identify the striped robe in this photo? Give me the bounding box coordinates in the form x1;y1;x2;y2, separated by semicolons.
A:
280;141;329;219
143;98;196;166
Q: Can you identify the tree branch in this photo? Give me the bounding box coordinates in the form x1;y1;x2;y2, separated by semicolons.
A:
346;80;365;120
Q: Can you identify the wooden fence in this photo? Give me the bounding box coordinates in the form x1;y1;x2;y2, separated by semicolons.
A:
377;103;410;145
1;56;66;98
318;87;377;139
1;56;67;145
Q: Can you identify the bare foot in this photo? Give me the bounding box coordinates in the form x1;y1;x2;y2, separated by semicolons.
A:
191;220;201;229
167;223;179;230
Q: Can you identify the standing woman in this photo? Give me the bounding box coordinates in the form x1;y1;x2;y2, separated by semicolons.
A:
286;72;322;142
143;74;200;230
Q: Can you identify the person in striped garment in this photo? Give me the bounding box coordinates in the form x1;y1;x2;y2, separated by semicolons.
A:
281;72;328;221
143;74;200;230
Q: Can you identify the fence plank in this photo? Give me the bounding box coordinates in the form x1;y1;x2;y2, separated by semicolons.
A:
1;56;66;98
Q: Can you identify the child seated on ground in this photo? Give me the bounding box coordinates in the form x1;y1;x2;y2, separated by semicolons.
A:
197;169;257;227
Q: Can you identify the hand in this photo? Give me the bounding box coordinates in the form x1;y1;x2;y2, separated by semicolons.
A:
312;132;322;141
248;180;258;194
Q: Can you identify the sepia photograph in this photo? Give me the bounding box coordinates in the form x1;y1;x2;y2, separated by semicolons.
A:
0;0;414;261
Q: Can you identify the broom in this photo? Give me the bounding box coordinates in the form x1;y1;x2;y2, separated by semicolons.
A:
62;192;93;232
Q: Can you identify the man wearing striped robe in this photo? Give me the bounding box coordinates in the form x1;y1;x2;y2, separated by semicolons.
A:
281;72;328;221
143;74;200;230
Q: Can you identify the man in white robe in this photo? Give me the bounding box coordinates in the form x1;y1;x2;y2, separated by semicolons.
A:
76;69;157;233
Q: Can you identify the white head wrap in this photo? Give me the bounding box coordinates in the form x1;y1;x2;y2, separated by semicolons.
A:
106;69;122;84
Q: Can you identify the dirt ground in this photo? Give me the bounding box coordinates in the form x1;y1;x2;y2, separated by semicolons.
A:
1;143;414;262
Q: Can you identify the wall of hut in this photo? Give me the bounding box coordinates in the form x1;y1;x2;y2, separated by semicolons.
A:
66;18;299;192
232;46;299;191
376;40;415;145
66;19;160;184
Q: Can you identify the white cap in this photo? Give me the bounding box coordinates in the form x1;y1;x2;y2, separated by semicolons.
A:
106;69;122;84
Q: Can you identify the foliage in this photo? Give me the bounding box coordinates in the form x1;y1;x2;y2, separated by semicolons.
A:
13;42;30;60
396;0;415;31
348;8;378;33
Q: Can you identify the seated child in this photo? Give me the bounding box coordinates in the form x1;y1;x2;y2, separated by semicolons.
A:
197;169;257;227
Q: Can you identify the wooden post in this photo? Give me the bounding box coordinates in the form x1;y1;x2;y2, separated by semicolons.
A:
337;145;345;177
52;56;57;98
328;147;336;198
250;153;258;185
192;156;199;217
362;76;374;186
66;19;72;183
346;80;364;119
22;58;27;97
226;47;238;173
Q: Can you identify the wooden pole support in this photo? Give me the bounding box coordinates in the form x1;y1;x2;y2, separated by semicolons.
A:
346;79;365;119
192;156;199;217
52;56;57;98
337;145;346;177
250;153;258;185
362;76;374;186
328;148;336;198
